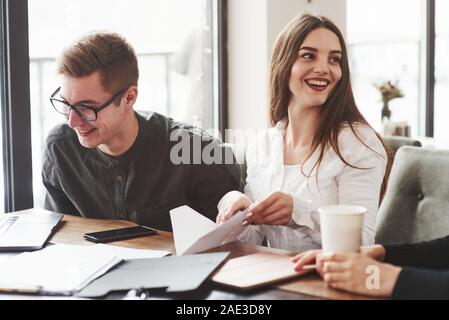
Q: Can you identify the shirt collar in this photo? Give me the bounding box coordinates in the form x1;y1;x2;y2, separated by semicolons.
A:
95;111;145;166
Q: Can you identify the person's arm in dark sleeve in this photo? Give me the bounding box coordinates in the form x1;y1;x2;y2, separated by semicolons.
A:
380;236;449;299
392;268;449;299
43;179;80;216
383;235;449;269
188;141;241;221
42;149;80;216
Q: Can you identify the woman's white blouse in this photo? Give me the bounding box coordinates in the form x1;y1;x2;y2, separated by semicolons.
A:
239;121;387;252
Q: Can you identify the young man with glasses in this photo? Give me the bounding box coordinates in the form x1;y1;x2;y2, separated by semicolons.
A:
43;31;241;231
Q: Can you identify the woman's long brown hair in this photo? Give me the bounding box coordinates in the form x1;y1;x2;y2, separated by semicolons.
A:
269;14;392;202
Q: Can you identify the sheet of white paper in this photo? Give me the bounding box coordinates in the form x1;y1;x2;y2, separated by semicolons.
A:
0;252;18;265
170;205;248;255
95;244;170;259
0;244;121;294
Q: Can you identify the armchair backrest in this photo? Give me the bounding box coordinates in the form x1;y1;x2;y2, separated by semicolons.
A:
383;135;422;152
375;146;449;245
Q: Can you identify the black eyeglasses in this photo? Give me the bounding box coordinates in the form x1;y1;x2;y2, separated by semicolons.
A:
49;87;128;121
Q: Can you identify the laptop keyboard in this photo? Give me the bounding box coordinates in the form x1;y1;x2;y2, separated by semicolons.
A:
0;216;19;238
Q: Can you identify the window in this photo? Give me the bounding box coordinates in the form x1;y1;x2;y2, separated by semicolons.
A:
28;0;223;208
347;0;424;136
434;0;449;139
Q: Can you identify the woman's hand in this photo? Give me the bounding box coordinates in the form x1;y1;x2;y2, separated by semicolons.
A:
216;191;252;224
360;244;386;262
318;252;401;298
243;192;294;226
291;244;387;274
291;249;323;272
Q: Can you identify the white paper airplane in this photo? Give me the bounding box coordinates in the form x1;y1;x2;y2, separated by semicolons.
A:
170;205;248;255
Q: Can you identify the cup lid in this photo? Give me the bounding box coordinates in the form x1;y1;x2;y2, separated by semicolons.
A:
317;205;367;215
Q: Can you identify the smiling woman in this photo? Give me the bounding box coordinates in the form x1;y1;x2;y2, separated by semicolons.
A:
288;28;342;109
216;14;390;253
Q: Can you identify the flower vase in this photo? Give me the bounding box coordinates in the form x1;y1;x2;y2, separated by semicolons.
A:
381;101;391;122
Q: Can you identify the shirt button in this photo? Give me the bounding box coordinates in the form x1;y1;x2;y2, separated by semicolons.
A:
117;175;124;182
417;193;424;201
113;160;119;165
119;213;125;219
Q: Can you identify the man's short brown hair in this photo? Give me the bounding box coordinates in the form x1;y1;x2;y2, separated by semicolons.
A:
57;31;139;93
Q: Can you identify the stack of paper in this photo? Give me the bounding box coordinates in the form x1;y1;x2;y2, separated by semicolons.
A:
0;244;170;295
94;244;170;260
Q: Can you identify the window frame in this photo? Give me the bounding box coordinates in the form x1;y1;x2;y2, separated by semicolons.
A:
1;0;33;212
217;0;228;137
425;0;435;137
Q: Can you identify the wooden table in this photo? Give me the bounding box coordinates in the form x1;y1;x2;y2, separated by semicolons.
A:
3;213;373;300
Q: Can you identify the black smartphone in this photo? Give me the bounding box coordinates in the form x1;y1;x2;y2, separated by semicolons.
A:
83;225;157;243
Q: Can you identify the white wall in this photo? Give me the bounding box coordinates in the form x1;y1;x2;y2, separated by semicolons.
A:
227;0;269;131
227;0;346;131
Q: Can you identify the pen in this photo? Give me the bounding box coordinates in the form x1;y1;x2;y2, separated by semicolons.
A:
301;264;317;270
0;286;42;294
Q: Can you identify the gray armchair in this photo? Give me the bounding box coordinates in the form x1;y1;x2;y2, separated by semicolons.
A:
384;135;422;152
375;146;449;245
379;136;422;204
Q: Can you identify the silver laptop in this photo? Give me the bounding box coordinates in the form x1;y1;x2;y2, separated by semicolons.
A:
0;210;64;251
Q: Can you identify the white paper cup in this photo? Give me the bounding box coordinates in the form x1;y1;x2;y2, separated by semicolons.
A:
318;205;366;253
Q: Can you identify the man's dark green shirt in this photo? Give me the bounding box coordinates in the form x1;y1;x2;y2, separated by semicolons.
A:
43;112;241;231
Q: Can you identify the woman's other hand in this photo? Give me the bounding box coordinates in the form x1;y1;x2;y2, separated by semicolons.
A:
243;192;294;226
291;249;322;272
360;244;386;262
318;252;401;298
216;191;252;224
291;244;387;276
